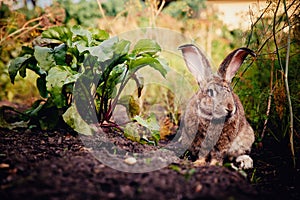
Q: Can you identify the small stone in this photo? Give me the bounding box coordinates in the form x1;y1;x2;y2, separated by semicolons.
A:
48;137;55;144
107;192;116;198
0;163;10;168
195;183;203;192
58;137;62;144
124;157;137;165
24;129;31;134
93;168;101;174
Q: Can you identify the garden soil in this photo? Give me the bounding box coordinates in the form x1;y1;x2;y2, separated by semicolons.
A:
0;103;299;200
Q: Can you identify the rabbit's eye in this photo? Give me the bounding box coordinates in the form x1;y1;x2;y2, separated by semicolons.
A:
207;89;214;97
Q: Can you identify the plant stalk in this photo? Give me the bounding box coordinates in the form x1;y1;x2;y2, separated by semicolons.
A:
106;68;129;121
283;0;295;167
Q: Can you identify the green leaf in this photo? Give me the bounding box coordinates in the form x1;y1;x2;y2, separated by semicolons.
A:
124;114;161;145
0;106;29;130
65;72;81;85
113;39;131;57
118;95;140;118
62;105;94;135
132;39;161;55
151;130;160;144
46;66;75;108
46;66;76;87
133;113;160;131
16;99;59;130
124;123;141;142
20;46;34;56
72;69;99;124
77;36;118;62
36;102;59;130
71;25;93;46
37;77;48;98
8;55;44;84
53;43;67;65
148;58;169;77
169;164;182;173
42;26;72;43
24;57;45;77
129;56;168;77
102;64;126;98
34;46;55;72
25;99;45;117
8;56;30;83
90;29;109;41
19;65;27;78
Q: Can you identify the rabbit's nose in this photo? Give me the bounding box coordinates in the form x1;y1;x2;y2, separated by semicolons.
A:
226;104;234;115
226;108;232;114
226;108;234;117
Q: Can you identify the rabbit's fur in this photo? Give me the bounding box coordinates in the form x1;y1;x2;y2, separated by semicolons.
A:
179;44;255;169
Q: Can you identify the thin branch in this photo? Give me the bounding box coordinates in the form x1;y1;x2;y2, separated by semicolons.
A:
97;0;113;34
283;0;295;167
0;16;44;45
21;16;44;28
260;7;274;141
256;20;298;54
13;23;41;40
156;0;165;18
246;6;254;48
247;0;298;55
234;1;298;87
250;1;272;28
97;0;107;22
246;1;272;47
273;0;284;71
261;56;274;140
275;0;299;30
148;0;165;27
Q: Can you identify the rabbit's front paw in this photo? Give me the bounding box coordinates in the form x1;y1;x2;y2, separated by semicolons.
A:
193;157;206;167
236;155;253;169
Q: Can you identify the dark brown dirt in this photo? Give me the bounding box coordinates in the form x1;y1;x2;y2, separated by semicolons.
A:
0;101;299;200
0;126;299;200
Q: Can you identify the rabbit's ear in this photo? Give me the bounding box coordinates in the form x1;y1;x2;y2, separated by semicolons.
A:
179;44;212;86
218;48;256;82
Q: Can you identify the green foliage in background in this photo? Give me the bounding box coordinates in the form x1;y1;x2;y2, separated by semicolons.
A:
0;3;35;101
56;0;101;27
232;1;299;161
101;0;127;16
56;0;127;27
0;1;66;102
163;0;206;19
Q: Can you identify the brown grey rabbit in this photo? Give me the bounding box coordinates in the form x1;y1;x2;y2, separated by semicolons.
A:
178;44;255;169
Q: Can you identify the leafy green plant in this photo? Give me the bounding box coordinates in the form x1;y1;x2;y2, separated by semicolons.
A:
124;113;161;145
8;25;168;134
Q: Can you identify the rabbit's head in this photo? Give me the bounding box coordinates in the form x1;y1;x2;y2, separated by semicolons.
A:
179;44;255;120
